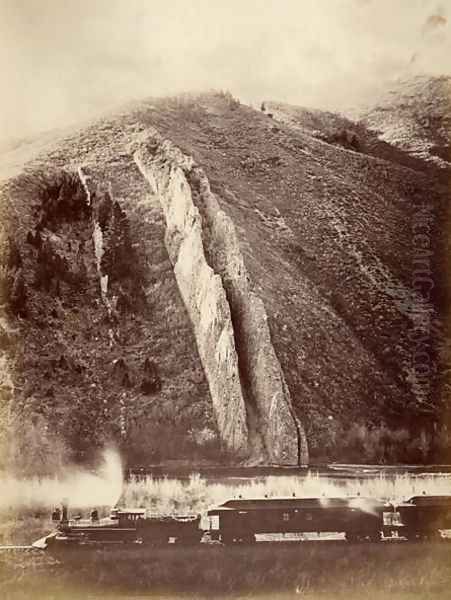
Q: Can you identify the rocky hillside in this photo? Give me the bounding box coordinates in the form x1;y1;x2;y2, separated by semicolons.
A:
0;86;449;471
356;75;451;168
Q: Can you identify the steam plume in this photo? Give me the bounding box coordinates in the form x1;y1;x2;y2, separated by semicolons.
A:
0;448;123;511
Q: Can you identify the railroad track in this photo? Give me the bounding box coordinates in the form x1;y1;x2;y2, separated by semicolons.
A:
0;545;40;552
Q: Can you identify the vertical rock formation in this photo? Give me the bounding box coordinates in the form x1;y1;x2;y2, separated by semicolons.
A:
135;138;249;458
78;168;109;304
135;131;308;465
188;169;308;465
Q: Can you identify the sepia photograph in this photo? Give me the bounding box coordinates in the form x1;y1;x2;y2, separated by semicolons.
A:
0;1;450;598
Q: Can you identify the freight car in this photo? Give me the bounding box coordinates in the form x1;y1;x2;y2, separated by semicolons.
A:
206;497;389;543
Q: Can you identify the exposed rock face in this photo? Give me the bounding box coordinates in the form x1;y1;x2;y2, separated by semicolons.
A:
188;168;307;464
135;132;307;464
135;137;249;459
92;220;109;301
80;166;110;303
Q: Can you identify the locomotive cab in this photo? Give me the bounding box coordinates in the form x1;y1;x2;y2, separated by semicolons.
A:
110;508;146;527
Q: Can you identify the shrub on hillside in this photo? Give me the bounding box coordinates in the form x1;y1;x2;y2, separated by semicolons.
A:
307;416;442;464
5;169;91;232
321;128;362;151
217;90;240;110
8;268;27;317
0;240;27;317
140;358;161;395
101;202;145;285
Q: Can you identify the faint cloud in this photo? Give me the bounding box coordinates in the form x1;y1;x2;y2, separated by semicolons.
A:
425;14;447;28
423;13;448;34
0;0;450;141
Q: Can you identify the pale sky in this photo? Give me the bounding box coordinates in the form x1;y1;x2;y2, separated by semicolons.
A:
0;0;449;141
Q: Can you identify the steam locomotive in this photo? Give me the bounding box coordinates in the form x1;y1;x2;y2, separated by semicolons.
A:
36;494;451;549
38;505;202;548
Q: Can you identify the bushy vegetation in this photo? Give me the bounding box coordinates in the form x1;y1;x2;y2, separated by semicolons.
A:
307;420;451;465
216;90;241;110
0;162;216;470
120;472;451;515
321;127;362;151
34;170;91;229
100;198;146;295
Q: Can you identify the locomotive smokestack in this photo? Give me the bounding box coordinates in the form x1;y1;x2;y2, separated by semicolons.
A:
61;498;69;523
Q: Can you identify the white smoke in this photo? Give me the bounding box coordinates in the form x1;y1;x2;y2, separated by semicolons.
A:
0;448;123;511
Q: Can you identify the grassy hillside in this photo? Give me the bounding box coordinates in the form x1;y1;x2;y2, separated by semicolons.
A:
0;87;450;469
0;117;219;472
357;75;451;167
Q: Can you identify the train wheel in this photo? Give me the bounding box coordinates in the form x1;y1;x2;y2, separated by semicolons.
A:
240;533;256;544
420;530;442;542
345;531;359;543
368;531;382;543
221;532;236;545
404;530;420;542
144;536;169;547
174;533;203;545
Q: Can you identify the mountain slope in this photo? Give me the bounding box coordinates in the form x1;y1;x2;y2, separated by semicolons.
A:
0;89;449;470
356;75;451;168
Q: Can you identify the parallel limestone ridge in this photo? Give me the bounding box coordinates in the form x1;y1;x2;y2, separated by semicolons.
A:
77;167;110;308
135;133;308;465
187;167;308;466
135;136;249;459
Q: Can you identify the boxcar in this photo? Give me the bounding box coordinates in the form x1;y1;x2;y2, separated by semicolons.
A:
207;497;387;544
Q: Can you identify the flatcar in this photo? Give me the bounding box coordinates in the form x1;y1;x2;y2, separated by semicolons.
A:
207;496;389;544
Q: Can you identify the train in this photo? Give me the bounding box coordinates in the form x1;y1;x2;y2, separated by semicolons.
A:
35;494;451;550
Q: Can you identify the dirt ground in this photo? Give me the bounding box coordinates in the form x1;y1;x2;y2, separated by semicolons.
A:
1;538;451;600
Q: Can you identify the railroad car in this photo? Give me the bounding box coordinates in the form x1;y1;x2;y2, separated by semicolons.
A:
392;495;451;541
207;497;389;544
